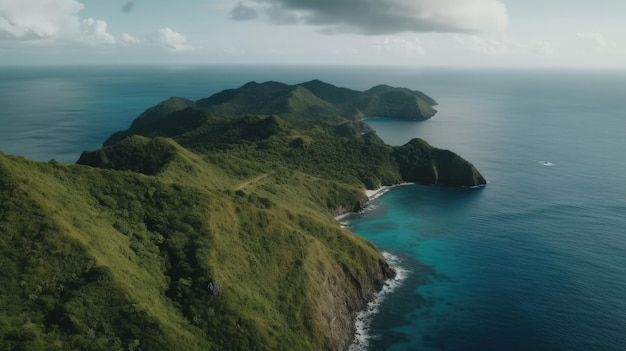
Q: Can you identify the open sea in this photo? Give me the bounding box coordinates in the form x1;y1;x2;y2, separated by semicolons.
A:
1;65;626;350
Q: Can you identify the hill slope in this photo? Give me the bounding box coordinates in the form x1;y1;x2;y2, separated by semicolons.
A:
1;149;392;350
1;80;483;351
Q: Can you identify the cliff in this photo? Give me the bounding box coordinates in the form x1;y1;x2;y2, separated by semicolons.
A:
393;138;487;186
0;80;483;351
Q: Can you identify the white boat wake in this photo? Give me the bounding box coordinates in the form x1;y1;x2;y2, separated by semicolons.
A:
539;160;555;166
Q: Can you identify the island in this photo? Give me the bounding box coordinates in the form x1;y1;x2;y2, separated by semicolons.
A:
0;80;485;350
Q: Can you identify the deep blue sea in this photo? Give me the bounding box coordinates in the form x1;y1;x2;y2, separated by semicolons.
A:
2;65;626;350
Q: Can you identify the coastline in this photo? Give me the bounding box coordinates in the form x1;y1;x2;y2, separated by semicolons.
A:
335;184;412;226
364;188;387;200
365;182;413;201
337;184;412;350
348;252;408;351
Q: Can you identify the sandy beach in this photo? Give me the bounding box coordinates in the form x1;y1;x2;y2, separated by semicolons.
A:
365;183;412;201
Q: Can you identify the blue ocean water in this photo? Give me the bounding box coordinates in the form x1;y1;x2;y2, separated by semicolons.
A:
350;70;626;350
1;66;625;350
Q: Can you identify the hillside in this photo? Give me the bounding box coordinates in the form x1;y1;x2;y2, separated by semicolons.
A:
106;80;437;146
1;81;484;351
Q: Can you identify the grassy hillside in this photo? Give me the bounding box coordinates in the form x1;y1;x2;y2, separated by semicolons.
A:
1;80;483;350
1;149;391;350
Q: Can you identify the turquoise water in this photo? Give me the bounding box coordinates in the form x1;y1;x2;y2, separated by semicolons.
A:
350;70;626;350
1;66;626;350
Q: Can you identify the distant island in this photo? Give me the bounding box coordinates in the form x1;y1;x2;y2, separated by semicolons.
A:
0;80;484;350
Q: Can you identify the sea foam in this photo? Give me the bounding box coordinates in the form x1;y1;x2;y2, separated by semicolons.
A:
348;252;408;351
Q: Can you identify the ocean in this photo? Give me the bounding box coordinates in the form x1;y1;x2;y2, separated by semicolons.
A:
2;65;625;350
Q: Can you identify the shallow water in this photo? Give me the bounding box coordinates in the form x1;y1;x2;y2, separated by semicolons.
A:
348;69;626;350
2;66;625;350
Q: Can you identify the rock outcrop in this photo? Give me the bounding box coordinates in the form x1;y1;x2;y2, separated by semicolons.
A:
393;138;486;187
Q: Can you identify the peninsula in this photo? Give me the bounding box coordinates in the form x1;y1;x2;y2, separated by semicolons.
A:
0;81;484;350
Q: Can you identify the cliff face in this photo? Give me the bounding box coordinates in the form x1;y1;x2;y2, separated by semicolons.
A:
392;138;487;187
1;80;483;351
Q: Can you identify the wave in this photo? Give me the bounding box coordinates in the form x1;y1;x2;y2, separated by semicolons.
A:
348;252;409;351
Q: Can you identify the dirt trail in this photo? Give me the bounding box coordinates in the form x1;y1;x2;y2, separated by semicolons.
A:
235;174;269;191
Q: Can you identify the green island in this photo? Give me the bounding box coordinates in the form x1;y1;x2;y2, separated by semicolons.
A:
0;80;485;350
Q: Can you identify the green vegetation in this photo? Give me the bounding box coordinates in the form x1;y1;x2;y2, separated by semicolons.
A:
393;139;487;186
1;80;483;350
195;80;437;121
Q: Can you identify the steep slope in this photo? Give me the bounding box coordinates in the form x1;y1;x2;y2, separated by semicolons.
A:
105;97;196;146
95;80;482;188
195;81;339;119
132;96;196;129
79;136;178;175
1;149;393;351
392;138;486;186
349;85;438;120
365;84;438;106
195;80;437;121
196;81;289;114
297;79;362;104
1;79;485;351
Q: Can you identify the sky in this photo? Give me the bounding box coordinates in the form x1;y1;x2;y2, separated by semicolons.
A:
1;0;625;67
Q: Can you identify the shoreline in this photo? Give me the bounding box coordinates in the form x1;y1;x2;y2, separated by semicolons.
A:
335;183;414;223
365;182;413;201
348;252;408;351
336;184;412;350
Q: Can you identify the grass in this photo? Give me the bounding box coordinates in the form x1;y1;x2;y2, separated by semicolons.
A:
1;144;390;350
0;80;482;350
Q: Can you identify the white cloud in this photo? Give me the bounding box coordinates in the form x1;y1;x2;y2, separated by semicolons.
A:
80;18;116;45
0;0;82;40
121;33;140;46
231;0;508;35
158;27;193;52
0;0;199;52
0;0;116;45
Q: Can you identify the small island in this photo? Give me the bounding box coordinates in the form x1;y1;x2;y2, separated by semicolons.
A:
0;81;484;350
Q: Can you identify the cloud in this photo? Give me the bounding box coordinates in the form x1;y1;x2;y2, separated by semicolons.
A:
0;0;83;40
121;33;140;46
80;18;116;45
122;1;135;13
231;2;259;20
231;0;508;35
158;27;193;52
0;0;116;45
0;0;196;52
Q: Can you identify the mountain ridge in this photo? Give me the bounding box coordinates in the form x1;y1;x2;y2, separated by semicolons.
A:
1;80;483;351
106;80;438;147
